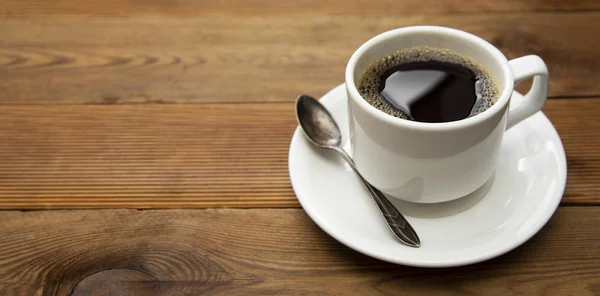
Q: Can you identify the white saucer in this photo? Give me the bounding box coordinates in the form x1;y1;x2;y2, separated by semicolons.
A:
288;84;567;268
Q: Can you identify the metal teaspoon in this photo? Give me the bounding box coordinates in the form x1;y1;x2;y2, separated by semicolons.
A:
295;94;420;248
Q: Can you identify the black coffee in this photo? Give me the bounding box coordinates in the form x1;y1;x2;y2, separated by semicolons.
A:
357;46;499;123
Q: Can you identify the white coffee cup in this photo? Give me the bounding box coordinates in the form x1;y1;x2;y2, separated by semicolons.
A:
345;26;549;203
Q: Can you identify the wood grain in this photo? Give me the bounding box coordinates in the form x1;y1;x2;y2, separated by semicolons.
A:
0;98;597;209
0;13;598;105
2;0;598;17
0;208;598;295
0;1;597;295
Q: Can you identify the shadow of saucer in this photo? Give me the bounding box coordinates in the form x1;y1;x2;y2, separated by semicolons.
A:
386;174;495;219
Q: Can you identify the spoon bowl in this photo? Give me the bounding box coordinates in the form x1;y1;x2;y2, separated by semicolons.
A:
296;94;342;148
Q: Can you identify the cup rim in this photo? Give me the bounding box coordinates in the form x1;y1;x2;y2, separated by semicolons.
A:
345;26;513;131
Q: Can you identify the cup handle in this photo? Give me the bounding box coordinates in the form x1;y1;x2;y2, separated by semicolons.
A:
506;55;549;130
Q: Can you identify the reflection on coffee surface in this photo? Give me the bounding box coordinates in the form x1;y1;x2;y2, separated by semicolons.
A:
357;46;499;123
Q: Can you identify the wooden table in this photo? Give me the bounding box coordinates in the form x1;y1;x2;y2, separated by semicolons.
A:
1;1;599;295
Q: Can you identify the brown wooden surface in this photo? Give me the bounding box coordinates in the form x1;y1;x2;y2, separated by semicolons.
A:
2;0;599;17
1;13;599;106
0;98;597;209
1;0;599;295
0;208;598;296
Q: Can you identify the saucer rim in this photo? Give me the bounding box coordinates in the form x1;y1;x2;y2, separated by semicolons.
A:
288;83;567;268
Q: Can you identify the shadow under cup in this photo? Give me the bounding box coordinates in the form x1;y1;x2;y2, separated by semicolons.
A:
345;26;514;203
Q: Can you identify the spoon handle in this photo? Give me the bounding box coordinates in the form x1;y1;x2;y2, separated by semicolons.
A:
334;147;420;248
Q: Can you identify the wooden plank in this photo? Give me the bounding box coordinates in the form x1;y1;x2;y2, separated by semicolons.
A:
545;99;600;205
1;0;598;17
0;208;598;295
0;13;598;105
543;98;600;204
0;98;597;209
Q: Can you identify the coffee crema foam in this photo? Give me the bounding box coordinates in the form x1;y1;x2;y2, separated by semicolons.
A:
357;46;499;120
